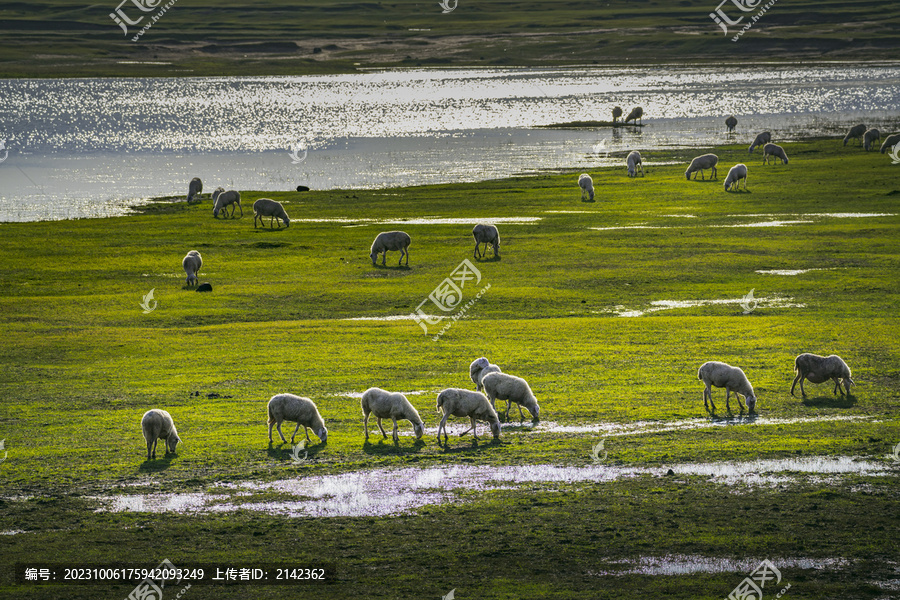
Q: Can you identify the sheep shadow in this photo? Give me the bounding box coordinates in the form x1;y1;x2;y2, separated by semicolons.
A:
362;438;426;455
725;188;752;194
267;440;326;461
436;437;502;452
372;264;411;271
138;453;177;472
253;226;288;233
474;255;501;263
801;394;857;409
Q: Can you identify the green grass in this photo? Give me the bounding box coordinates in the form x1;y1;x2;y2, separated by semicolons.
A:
0;138;899;598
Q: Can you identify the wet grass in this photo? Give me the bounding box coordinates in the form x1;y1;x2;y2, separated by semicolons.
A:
0;138;899;598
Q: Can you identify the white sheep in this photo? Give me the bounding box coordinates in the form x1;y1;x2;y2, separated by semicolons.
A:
187;178;203;202
213;190;242;218
762;143;789;165
725;116;737;132
626;151;644;177
473;224;500;259
879;133;900;154
436;388;501;442
253;198;290;229
141;409;181;460
370;231;410;266
612;106;623;123
863;128;881;151
624;106;643;125
481;372;540;423
469;357;502;392
685;154;718;180
211;187;225;203
724;163;748;191
578;173;595;201
698;361;757;414
843;124;866;146
182;250;202;286
267;393;327;444
790;353;854;398
361;387;425;442
748;131;771;154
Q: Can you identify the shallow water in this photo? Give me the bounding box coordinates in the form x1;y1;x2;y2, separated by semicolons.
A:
590;555;847;577
756;268;832;276
602;295;805;318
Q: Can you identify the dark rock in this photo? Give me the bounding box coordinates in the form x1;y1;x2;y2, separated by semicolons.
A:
296;185;310;192
196;283;212;292
666;468;675;476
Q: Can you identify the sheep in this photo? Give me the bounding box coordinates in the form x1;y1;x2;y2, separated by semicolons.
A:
879;133;900;154
748;131;771;153
211;187;225;203
182;250;202;286
612;106;623;123
724;163;748;191
790;353;854;398
626;151;644;177
370;231;410;266
842;124;866;146
863;128;880;151
141;409;181;460
725;115;737;132
361;387;425;442
762;143;789;165
578;173;595;201
435;388;501;443
213;190;242;218
481;372;540;423
624;106;643;125
473;223;500;259
187;177;202;202
253;198;290;229
698;361;757;414
685;153;718;180
267;393;327;444
469;357;501;392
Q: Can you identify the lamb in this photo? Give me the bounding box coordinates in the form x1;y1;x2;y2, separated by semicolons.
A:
724;163;748;191
473;223;500;259
626;151;644;177
481;372;540;423
141;409;181;460
612;106;623;123
578;173;595;201
469;357;502;392
213;190;242;218
762;143;789;165
790;353;854;398
879;133;900;154
842;124;866;146
685;154;718;180
435;388;501;442
748;131;771;153
267;393;327;444
361;387;425;442
370;231;410;266
725;115;737;132
253;198;290;229
698;361;757;414
624;106;643;125
187;177;202;202
182;250;202;286
863;128;881;151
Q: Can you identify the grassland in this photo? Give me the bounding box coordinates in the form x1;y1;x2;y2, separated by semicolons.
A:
0;138;899;598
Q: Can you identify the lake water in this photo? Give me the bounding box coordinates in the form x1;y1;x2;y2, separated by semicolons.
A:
1;64;899;221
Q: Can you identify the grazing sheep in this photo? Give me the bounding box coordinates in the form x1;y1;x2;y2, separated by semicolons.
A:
843;124;866;146
790;353;854;398
469;357;502;392
267;393;327;444
213;190;242;218
436;388;501;443
481;372;540;423
879;133;900;154
863;128;881;151
626;151;644;177
141;409;181;460
685;153;719;180
361;387;425;442
578;173;595;201
182;250;202;286
624;106;643;125
211;187;225;203
370;231;410;266
725;116;737;132
253;198;290;229
698;361;757;414
473;224;500;259
612;106;623;124
724;163;748;191
748;131;771;154
187;177;202;202
762;143;789;165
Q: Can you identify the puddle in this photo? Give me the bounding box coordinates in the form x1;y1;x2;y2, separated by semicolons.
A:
337;390;433;399
756;268;834;276
805;212;896;218
590;225;665;231
657;214;698;218
0;530;26;536
715;220;813;228
533;415;873;436
590;555;848;577
342;314;444;322
602;295;805;317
